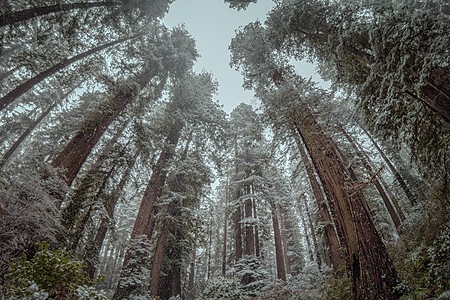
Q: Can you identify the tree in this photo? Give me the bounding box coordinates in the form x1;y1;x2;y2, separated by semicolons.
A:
230;21;400;299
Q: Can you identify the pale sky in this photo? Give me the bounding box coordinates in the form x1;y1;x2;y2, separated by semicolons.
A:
163;0;328;113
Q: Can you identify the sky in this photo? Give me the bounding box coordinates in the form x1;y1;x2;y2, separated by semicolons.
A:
163;0;328;114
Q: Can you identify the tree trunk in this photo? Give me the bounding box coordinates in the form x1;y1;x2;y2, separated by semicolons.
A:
52;68;157;186
222;180;228;276
292;133;344;270
291;109;399;299
341;126;402;232
270;201;286;281
278;207;291;274
0;86;79;169
252;186;261;258
303;198;322;269
299;202;314;262
244;184;255;256
0;66;19;83
361;126;416;206
149;135;191;298
94;149;139;251
0;33;143;112
0;1;119;28
188;240;197;300
234;201;243;262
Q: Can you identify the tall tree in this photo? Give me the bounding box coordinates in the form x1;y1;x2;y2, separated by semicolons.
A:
230;22;400;298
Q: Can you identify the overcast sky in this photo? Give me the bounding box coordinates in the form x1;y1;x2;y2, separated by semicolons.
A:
163;0;327;114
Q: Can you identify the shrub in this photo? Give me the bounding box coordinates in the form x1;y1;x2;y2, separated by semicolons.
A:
3;241;105;299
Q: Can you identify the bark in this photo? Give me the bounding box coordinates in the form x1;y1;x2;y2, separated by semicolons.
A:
279;207;291;274
0;33;143;112
299;203;314;262
270;201;286;281
188;240;197;300
303;198;322;269
149;135;191;298
244;184;255;256
234;201;243;262
222;181;228;276
0;1;119;28
252;186;261;258
292;133;344;270
149;201;177;298
291;109;399;299
51;67;156;186
60;124;129;228
361;126;416;206
341;126;402;232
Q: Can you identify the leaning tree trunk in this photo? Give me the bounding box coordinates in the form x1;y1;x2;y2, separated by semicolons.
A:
303;198;322;270
341;126;402;232
270;201;286;281
361;126;416;206
0;33;143;112
0;1;119;28
291;108;400;299
52;68;158;186
292;133;344;270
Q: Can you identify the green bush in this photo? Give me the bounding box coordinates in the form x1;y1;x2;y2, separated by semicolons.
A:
3;241;105;299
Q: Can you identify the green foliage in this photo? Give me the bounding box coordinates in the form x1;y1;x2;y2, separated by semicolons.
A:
3;241;105;299
320;269;351;300
389;185;450;299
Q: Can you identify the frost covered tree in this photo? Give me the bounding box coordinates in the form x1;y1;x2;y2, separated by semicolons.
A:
230;21;400;299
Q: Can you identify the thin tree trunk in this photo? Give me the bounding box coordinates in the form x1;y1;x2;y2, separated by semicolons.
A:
94;150;139;251
303;198;322;269
299;202;314;262
292;133;344;270
341;126;402;232
51;67;157;186
0;1;119;28
0;66;18;82
361;126;416;206
188;239;197;300
0;33;143;112
270;201;286;281
222;180;228;276
0;86;78;169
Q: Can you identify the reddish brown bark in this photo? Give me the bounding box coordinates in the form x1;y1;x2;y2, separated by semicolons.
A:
0;1;119;28
292;134;344;270
52;70;156;187
361;126;416;206
291;109;399;299
271;201;286;281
